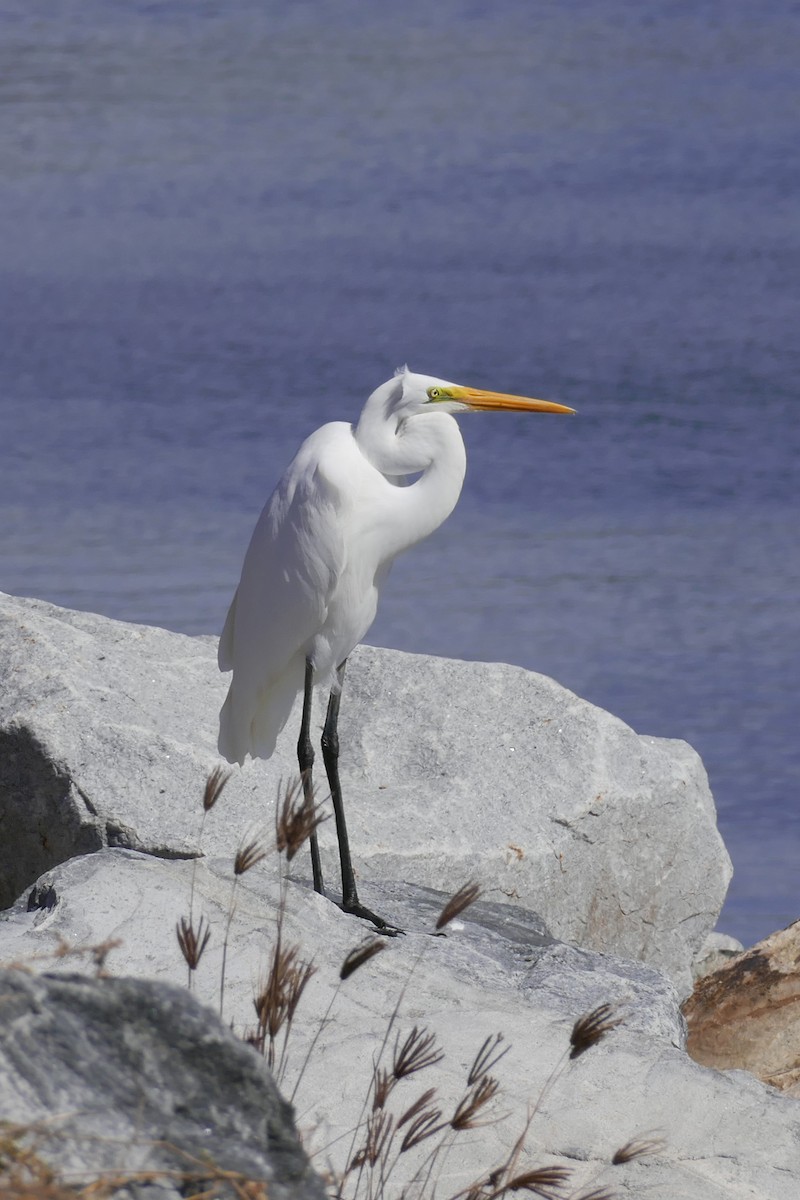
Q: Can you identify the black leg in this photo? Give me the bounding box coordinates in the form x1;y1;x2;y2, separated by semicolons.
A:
297;656;324;895
321;660;402;934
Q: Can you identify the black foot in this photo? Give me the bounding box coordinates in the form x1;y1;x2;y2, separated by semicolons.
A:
341;900;405;937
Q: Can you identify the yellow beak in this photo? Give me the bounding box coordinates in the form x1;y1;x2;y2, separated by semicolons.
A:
451;386;575;415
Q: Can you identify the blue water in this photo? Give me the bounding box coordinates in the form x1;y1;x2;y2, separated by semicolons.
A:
1;1;798;946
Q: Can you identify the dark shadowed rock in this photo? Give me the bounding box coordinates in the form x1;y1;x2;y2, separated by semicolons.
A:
0;967;326;1199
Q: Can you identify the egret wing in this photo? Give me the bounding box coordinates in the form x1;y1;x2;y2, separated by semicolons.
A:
217;424;350;762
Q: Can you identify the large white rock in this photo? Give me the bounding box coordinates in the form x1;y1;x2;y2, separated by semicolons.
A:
1;850;798;1200
0;591;730;991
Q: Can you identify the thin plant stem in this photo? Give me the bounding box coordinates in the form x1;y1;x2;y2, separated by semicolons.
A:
290;980;342;1104
219;874;240;1020
344;944;428;1200
188;809;207;927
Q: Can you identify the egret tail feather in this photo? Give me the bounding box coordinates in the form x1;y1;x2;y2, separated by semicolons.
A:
218;655;304;764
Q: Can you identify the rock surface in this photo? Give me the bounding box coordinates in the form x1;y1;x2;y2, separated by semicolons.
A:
1;591;797;1199
691;931;746;982
0;964;326;1199
2;850;799;1200
0;591;731;992
684;920;800;1097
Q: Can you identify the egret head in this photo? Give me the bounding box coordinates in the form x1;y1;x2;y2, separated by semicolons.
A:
391;365;575;417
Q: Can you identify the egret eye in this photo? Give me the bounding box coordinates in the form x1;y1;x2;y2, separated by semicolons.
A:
428;387;442;400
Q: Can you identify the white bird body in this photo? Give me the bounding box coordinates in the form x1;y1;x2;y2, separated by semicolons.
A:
218;366;573;926
218;372;470;764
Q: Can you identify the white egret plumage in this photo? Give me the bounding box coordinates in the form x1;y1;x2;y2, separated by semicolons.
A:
218;366;574;928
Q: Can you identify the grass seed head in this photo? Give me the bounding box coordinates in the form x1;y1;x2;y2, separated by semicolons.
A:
393;1026;443;1079
350;1110;394;1170
340;937;386;980
234;837;268;876
468;1033;509;1085
451;1075;500;1130
276;777;328;860
396;1087;438;1131
373;1067;394;1111
399;1103;444;1152
569;1003;623;1059
436;880;482;930
611;1133;666;1164
503;1164;571;1196
203;764;231;812
255;942;316;1044
176;915;211;971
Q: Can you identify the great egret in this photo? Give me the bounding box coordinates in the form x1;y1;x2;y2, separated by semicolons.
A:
218;366;574;929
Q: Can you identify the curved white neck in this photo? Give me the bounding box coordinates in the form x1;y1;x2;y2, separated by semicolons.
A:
354;382;467;558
